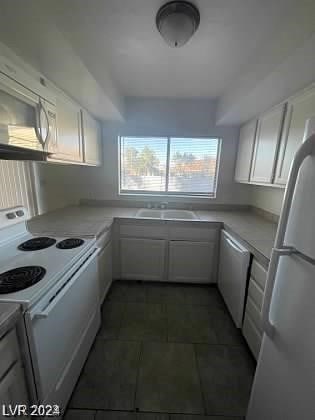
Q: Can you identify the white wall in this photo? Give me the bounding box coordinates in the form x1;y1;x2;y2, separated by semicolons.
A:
0;1;124;121
216;1;315;125
248;185;284;216
37;97;250;210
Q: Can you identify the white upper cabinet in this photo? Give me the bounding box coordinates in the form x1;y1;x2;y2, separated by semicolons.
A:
234;119;257;182
274;85;315;185
250;103;286;184
49;93;83;163
81;110;102;166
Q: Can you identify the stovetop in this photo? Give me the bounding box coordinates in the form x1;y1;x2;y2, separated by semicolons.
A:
18;237;57;251
0;206;95;308
0;266;46;294
56;238;85;250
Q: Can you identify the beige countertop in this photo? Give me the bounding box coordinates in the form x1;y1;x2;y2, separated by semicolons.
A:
0;302;22;338
28;205;139;237
196;210;277;267
28;205;277;267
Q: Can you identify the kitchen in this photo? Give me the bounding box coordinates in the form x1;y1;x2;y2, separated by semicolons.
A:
0;1;314;419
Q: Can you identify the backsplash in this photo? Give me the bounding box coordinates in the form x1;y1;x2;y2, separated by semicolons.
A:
250;205;279;224
80;198;251;212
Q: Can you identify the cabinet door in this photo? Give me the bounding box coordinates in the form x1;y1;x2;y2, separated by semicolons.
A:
51;94;82;163
168;241;215;283
274;85;315;185
81;110;102;166
250;104;286;184
235;119;257;182
0;362;29;406
120;238;166;281
98;241;112;304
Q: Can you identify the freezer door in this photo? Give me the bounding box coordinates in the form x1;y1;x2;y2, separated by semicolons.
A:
247;254;315;420
218;231;250;327
247;119;315;419
282;117;315;257
283;153;315;257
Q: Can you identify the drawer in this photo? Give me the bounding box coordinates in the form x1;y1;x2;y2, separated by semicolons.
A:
248;277;264;310
245;295;262;332
119;223;167;239
251;259;268;290
168;226;218;242
0;329;20;379
242;313;262;360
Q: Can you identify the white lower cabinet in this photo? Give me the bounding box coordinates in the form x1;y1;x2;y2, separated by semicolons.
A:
242;314;262;360
168;241;215;283
118;221;219;283
0;361;28;407
98;241;112;304
0;328;29;408
242;258;268;360
120;238;166;281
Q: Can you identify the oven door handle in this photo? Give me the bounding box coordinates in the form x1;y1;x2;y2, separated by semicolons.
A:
33;248;100;320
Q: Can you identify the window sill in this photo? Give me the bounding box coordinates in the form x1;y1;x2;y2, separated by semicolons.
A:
118;192;216;200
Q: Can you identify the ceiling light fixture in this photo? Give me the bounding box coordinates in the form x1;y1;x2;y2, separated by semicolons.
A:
156;1;200;48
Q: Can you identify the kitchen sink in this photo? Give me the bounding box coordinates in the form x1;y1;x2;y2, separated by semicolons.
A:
136;208;198;220
136;209;163;218
162;209;198;220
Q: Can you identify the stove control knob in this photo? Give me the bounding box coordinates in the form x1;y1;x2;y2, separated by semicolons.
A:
16;210;25;217
6;212;16;219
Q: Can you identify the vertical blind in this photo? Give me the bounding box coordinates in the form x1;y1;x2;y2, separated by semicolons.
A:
0;160;37;216
120;136;220;196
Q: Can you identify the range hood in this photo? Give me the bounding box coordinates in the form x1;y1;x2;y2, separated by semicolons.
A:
0;144;49;161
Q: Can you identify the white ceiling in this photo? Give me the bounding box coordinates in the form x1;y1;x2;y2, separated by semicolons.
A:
52;0;298;99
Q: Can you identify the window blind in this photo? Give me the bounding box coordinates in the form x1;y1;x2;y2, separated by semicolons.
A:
120;136;220;197
120;137;168;192
168;138;219;195
0;160;37;216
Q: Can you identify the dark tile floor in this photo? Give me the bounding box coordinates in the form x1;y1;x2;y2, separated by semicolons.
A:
66;281;255;420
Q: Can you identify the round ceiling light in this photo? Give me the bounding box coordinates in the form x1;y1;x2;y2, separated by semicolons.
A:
156;1;200;48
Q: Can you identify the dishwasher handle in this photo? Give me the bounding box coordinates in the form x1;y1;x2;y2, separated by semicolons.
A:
33;248;100;319
222;230;248;254
225;237;245;253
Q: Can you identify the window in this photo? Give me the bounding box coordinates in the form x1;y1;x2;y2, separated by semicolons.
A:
119;136;221;197
0;161;37;216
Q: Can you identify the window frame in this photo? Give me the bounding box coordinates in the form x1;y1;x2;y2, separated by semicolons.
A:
118;135;221;198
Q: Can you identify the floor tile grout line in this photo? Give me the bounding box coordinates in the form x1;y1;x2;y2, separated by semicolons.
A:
166;302;169;343
133;340;143;412
88;407;244;417
95;336;247;350
193;343;207;416
116;299;127;340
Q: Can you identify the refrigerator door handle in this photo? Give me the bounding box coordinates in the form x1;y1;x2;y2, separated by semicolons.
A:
262;245;315;338
275;246;315;266
262;132;315;339
262;248;279;338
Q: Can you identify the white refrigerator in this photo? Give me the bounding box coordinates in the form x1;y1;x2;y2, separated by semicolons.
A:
246;117;315;420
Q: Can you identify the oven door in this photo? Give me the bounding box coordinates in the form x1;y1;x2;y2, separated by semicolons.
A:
0;72;56;155
25;248;101;407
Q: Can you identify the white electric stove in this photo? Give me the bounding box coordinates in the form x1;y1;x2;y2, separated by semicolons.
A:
0;206;101;416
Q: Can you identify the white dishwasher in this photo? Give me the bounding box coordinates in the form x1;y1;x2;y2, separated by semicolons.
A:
218;230;250;328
